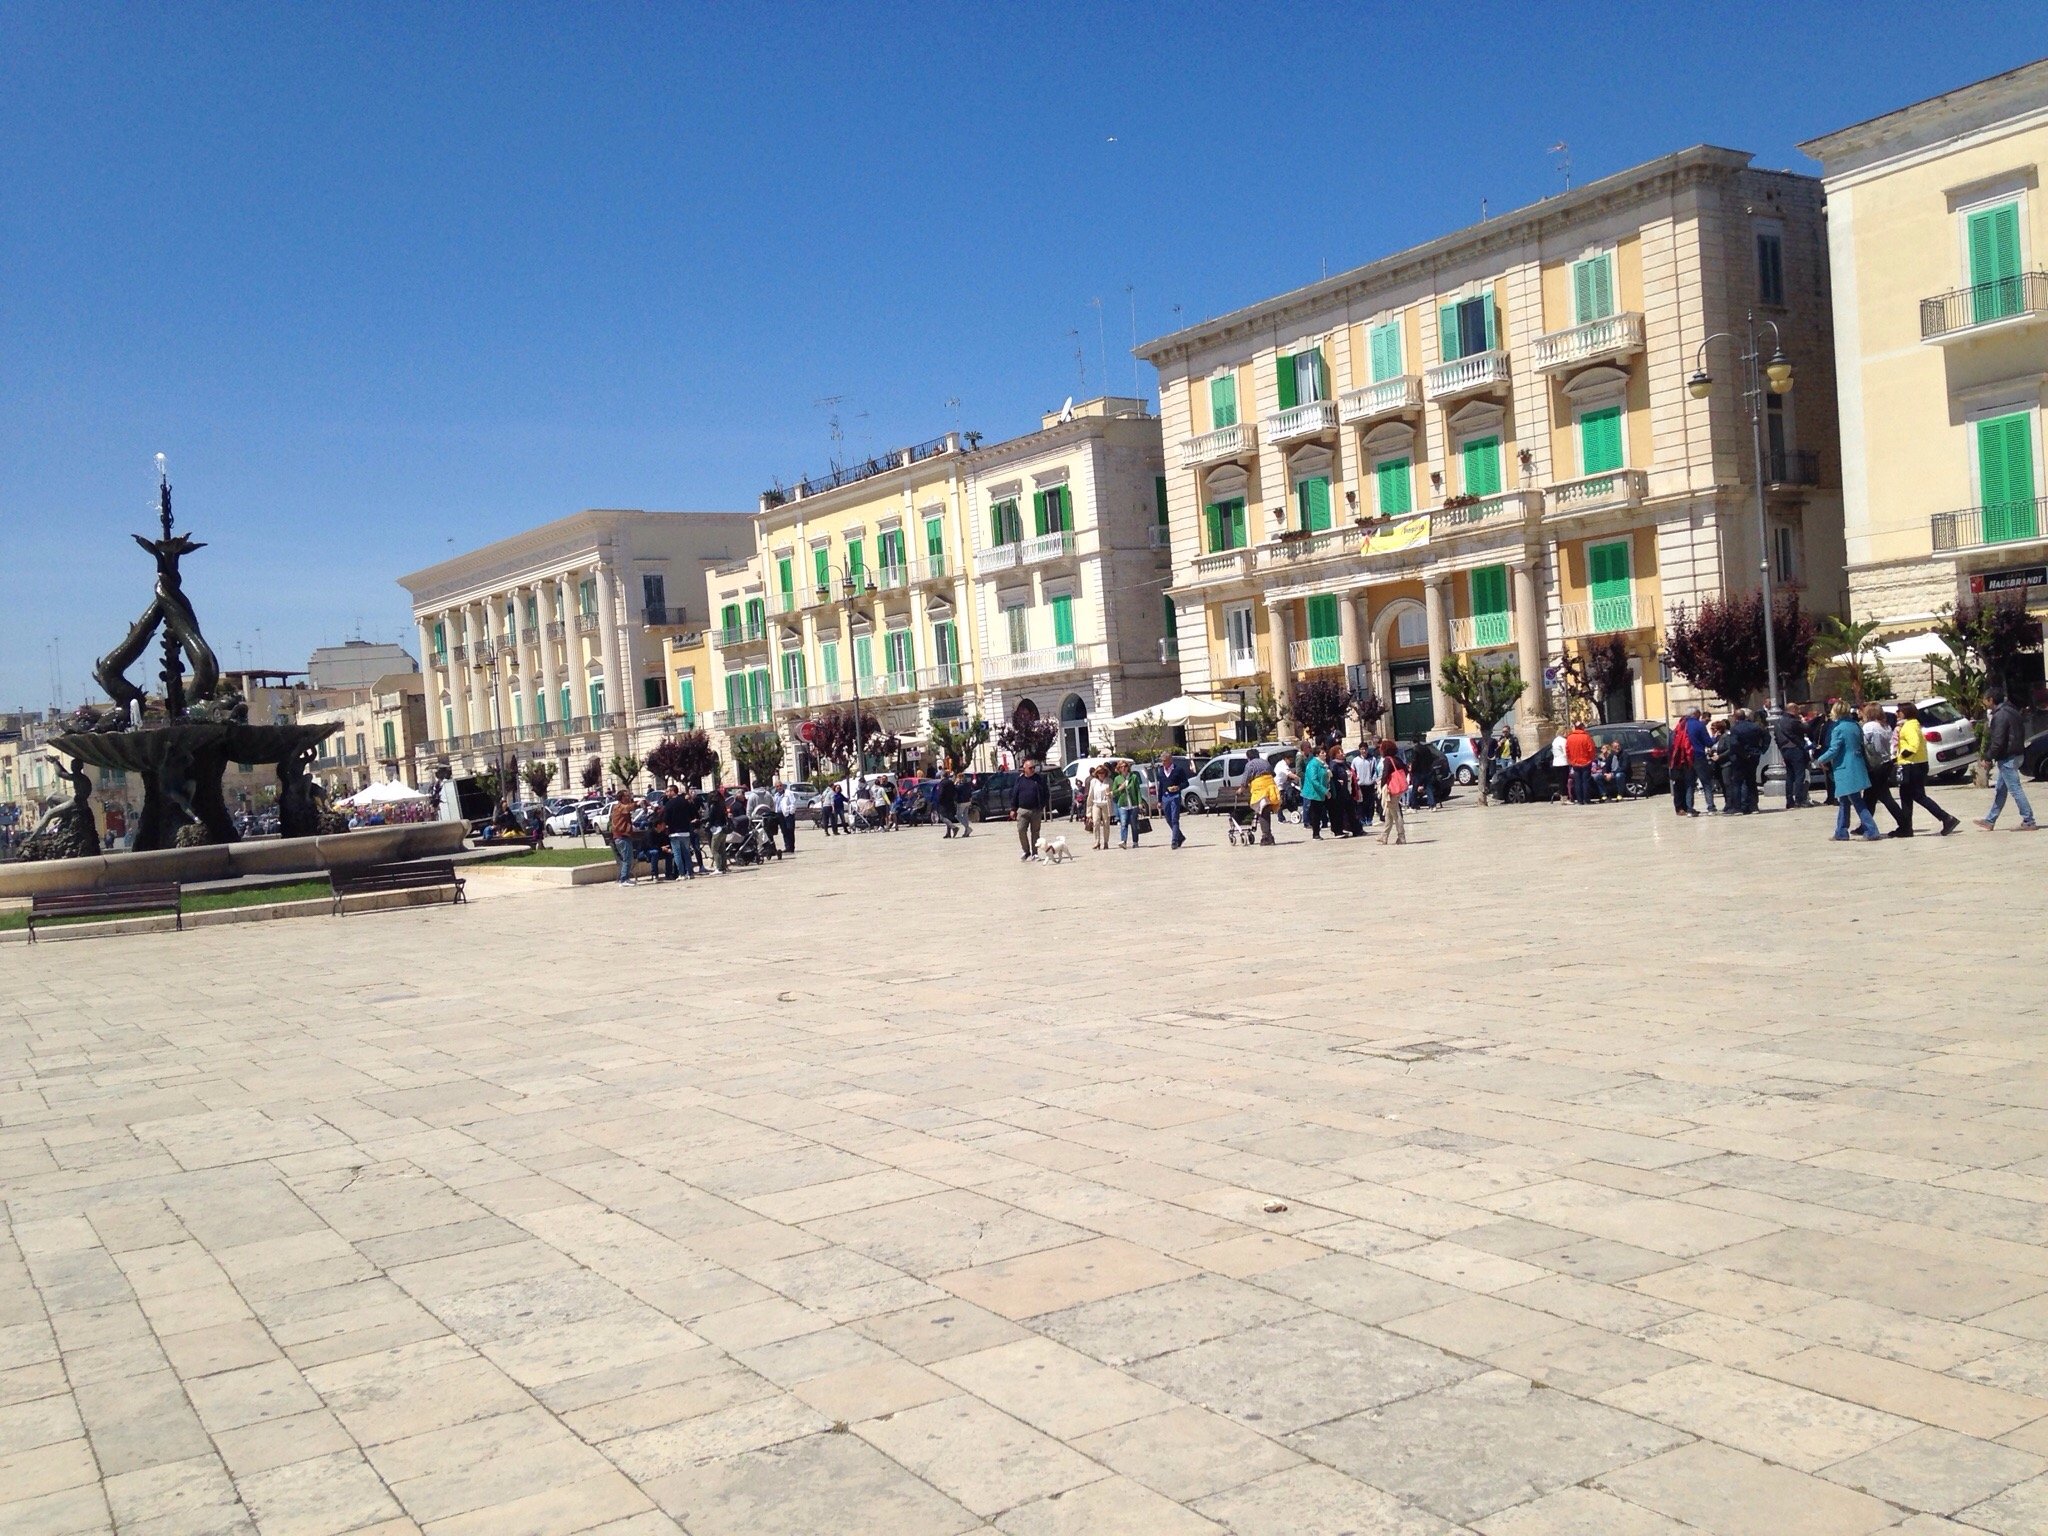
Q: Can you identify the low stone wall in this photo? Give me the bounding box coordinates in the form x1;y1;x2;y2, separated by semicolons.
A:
0;820;468;900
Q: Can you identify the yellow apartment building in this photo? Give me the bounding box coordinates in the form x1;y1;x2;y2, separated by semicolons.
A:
1137;146;1844;740
1801;59;2048;678
703;403;1173;774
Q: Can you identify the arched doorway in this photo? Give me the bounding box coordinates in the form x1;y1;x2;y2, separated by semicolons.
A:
1059;694;1090;763
1374;599;1432;741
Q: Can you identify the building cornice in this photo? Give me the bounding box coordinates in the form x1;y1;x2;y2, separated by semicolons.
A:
398;509;751;604
1136;146;1769;367
1799;58;2048;178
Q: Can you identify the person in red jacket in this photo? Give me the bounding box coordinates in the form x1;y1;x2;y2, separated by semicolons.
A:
1667;716;1698;817
1564;723;1597;805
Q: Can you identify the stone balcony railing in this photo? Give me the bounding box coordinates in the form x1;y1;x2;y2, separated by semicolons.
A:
1430;489;1544;538
1256;528;1354;569
1449;612;1515;652
1178;422;1258;470
979;542;1022;573
1263;400;1338;445
1531;312;1644;373
1930;497;2047;553
1189;549;1253;584
575;614;600;634
1560;595;1645;639
1020;531;1077;564
1423;350;1512;402
1546;469;1647;518
917;662;964;690
1288;637;1343;673
1337;375;1423;424
983;641;1103;680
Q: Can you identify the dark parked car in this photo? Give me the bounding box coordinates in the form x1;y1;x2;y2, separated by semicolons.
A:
2024;728;2048;782
1489;722;1671;803
962;769;1074;821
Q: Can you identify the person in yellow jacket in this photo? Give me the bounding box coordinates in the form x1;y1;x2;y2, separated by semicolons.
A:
1247;764;1279;846
1894;701;1960;837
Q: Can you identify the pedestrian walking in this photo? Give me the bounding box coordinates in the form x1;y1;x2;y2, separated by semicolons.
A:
1668;713;1698;816
1815;701;1882;841
1680;708;1717;812
1858;704;1909;836
774;778;798;853
1564;721;1596;805
1112;760;1144;848
1013;757;1051;858
607;786;637;883
1327;746;1357;836
1086;765;1113;850
1299;744;1331;838
1159;751;1191;849
936;771;960;838
1273;752;1297;823
1730;709;1768;813
662;780;697;880
1775;708;1812;809
1976;685;2039;832
703;780;729;871
1247;751;1278;845
1378;744;1409;845
1893;701;1960;836
1353;744;1380;830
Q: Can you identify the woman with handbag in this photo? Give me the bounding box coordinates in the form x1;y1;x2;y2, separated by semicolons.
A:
1111;760;1145;848
1086;765;1114;850
1859;703;1909;836
1378;741;1408;845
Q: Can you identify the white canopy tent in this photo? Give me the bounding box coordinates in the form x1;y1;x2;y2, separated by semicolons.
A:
1830;632;1950;668
1104;694;1242;731
344;780;431;808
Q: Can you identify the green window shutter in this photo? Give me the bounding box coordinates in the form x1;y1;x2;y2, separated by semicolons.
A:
431;621;445;656
1481;292;1497;351
444;706;455;739
1305;593;1339;668
1376;457;1413;516
1439;303;1462;363
1057;485;1073;531
1572;255;1615;324
1050;595;1075;647
643;676;661;709
848;540;864;579
745;598;764;634
1275;353;1297;410
1205;502;1222;551
1969;203;2023;322
1470;565;1510;648
1296;475;1332;532
678;678;694;720
854;635;873;678
1588;540;1634;632
560;685;572;722
534;689;546;725
925;516;944;560
1369;322;1401;382
725;675;741;717
590;681;603;718
1306;348;1329;402
1032;490;1048;537
721;603;739;633
1462;436;1502;497
1210;374;1237;429
1154;476;1169;525
1580;406;1624;475
1162;596;1177;637
749;670;768;716
1227;499;1247;548
820;643;839;684
1979;413;2040;543
777;557;793;596
813;547;829;591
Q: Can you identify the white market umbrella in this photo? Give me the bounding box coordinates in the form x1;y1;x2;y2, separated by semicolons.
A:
346;780;431;808
1106;695;1242;731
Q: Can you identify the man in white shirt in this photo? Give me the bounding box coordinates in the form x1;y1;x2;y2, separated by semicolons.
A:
1272;754;1296;822
772;778;798;854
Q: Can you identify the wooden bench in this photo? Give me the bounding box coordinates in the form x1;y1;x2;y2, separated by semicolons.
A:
27;882;182;942
330;859;466;916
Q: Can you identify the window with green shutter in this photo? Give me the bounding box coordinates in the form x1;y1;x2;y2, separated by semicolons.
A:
1571;253;1616;324
847;539;864;582
677;677;695;722
820;642;839;685
853;635;873;679
534;689;546;725
1305;593;1340;668
884;629;913;681
720;603;740;635
1440;294;1496;362
1369;322;1402;382
431;621;446;659
1375;457;1413;517
1032;484;1071;534
1579;406;1624;475
1275;353;1297;410
1050;595;1075;650
744;598;765;636
878;528;906;576
748;669;770;719
1587;539;1634;633
1210;374;1238;429
382;720;397;759
643;676;664;709
589;679;605;719
1291;348;1328;405
579;578;597;616
1968;203;2023;324
990;499;1021;547
1296;475;1332;532
776;557;794;600
780;651;805;694
559;685;572;723
1470;565;1510;649
1204;498;1247;552
1154;476;1169;528
924;516;944;573
933;620;958;674
1004;605;1028;653
444;706;455;740
1978;412;2040;544
724;674;743;719
813;546;830;593
1461;436;1502;498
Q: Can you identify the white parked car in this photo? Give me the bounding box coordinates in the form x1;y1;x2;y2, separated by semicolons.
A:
545;798;607;836
1427;733;1484;785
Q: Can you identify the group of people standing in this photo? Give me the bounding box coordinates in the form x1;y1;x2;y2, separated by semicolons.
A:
1249;740;1417;847
1080;760;1152;851
605;778;801;884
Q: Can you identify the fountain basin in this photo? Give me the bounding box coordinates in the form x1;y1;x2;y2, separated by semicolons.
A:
0;820;466;900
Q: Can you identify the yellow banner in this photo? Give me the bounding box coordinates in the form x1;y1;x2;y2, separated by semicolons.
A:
1362;516;1430;555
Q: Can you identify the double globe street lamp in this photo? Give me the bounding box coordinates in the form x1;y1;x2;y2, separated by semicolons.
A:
1688;315;1797;715
816;558;879;779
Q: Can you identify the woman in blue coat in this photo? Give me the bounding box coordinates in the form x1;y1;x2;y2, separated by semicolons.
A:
1814;701;1880;841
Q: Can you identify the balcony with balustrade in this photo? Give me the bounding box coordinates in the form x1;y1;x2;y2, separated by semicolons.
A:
983;641;1104;681
874;563;912;593
1263;400;1339;446
1531;312;1644;374
1449;612;1516;652
1545;470;1647;520
917;662;964;691
1147;525;1171;550
1178;421;1258;470
1337;375;1423;426
1424;350;1512;402
915;554;952;585
1931;496;2048;556
1256;527;1354;570
712;621;771;653
1159;637;1180;663
575;613;600;635
1288;636;1343;673
1187;548;1253;585
1561;592;1646;639
1921;272;2048;343
544;620;565;640
1430;489;1544;539
643;604;692;628
1019;531;1077;565
978;541;1022;574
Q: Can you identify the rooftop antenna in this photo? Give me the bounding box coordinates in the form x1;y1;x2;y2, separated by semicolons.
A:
813;395;846;469
1550;141;1571;192
943;396;962;433
1068;329;1086;391
1088;297;1108;401
1481;198;1488;221
1125;285;1139;395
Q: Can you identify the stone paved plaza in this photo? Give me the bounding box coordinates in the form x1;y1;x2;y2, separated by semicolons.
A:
6;790;2048;1535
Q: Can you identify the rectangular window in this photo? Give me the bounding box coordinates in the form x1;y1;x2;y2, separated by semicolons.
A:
1461;435;1503;497
1439;293;1496;362
1368;321;1403;382
744;598;765;636
1396;608;1428;649
853;634;874;679
847;539;865;583
1967;202;2024;323
1273;347;1328;410
878;528;906;576
1470;565;1510;649
432;621;446;659
720;602;740;635
1204;498;1248;552
924;516;944;572
588;679;605;719
813;545;830;593
677;676;695;723
884;629;914;681
1587;539;1635;633
748;668;770;720
1977;411;2040;544
1579;406;1624;475
1295;475;1332;532
560;685;573;723
724;672;744;720
444;706;455;740
1304;593;1339;669
1209;373;1238;429
1162;596;1177;638
820;642;839;685
1571;253;1616;324
1375;456;1413;517
643;675;665;709
933;620;958;670
1773;526;1798;585
382;720;397;759
1756;227;1785;307
780;650;806;694
642;573;666;618
776;556;793;599
1004;605;1029;653
1225;604;1256;670
534;688;546;725
990;498;1022;547
1154;476;1169;528
1050;594;1075;649
579;578;597;617
1032;485;1072;536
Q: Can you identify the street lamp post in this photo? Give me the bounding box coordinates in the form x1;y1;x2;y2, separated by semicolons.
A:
1689;314;1797;715
817;560;879;780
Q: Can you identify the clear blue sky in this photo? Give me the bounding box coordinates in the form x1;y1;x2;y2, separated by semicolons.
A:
3;4;2040;709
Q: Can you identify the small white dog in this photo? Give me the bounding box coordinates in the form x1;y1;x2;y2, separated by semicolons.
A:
1041;835;1072;864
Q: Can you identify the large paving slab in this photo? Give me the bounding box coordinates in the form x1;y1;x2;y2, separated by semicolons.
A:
4;788;2048;1533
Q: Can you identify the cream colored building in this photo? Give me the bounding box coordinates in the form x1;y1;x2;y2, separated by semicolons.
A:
1138;146;1844;739
703;403;1172;774
397;508;751;787
1800;59;2048;660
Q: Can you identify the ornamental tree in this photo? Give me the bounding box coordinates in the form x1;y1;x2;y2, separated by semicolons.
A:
998;700;1057;764
731;732;784;787
1661;591;1814;709
1437;657;1525;804
1286;676;1350;746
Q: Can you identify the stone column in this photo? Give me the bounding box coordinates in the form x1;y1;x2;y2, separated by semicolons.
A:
1424;576;1454;730
416;619;442;746
1512;558;1544;733
448;609;473;746
594;560;626;732
538;581;562;737
1267;601;1295;721
1337;589;1366;746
